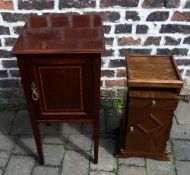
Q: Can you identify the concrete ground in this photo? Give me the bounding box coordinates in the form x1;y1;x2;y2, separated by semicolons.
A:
0;100;189;175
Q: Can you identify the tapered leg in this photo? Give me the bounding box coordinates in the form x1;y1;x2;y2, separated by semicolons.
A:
93;120;99;164
31;120;44;165
92;57;101;164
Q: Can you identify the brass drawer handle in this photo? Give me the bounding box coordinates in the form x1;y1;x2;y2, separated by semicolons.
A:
151;100;156;106
129;126;135;133
31;82;39;101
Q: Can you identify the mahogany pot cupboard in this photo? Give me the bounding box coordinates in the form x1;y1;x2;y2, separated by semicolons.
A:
12;14;105;164
116;55;183;160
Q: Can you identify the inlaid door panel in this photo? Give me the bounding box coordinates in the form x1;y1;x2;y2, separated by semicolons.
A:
38;65;84;112
26;56;92;119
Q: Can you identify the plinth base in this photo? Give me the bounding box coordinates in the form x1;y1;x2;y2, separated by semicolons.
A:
115;149;170;161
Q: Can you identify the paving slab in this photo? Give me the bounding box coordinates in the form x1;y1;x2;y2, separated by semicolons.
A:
43;144;65;166
118;157;145;167
170;118;190;139
175;161;190;175
118;165;146;175
40;123;59;135
32;166;59;175
146;159;176;175
67;134;92;151
60;123;82;134
0;151;9;168
175;101;190;125
89;171;116;175
90;138;117;172
0;135;17;151
43;135;68;145
172;140;190;161
4;156;35;175
165;141;172;154
0;112;15;135
61;150;89;175
13;136;36;155
11;111;32;135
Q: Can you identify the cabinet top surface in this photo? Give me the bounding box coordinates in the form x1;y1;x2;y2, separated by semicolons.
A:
12;14;105;54
127;55;183;88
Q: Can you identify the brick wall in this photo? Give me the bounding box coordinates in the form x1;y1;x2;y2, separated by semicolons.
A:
0;0;190;103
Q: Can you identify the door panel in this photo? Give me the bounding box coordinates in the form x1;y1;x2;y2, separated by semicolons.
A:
27;57;92;119
38;65;84;112
125;98;174;153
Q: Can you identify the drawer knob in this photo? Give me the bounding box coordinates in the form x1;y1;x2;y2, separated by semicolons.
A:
151;100;156;106
31;82;39;101
130;126;135;133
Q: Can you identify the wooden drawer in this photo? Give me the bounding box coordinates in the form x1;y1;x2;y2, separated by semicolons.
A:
129;97;179;109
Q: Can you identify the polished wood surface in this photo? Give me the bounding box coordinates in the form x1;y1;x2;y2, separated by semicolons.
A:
117;55;183;160
12;14;104;54
12;14;104;164
127;55;183;88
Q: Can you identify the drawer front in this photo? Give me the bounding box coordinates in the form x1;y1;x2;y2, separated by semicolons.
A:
129;97;179;109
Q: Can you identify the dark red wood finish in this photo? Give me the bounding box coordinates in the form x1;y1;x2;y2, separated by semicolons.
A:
117;55;183;160
12;14;104;164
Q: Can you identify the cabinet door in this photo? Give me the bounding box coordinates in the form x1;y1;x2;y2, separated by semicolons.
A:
125;98;176;153
26;56;93;120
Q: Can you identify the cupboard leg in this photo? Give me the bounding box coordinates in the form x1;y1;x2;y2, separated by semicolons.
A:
93;121;99;164
31;121;44;165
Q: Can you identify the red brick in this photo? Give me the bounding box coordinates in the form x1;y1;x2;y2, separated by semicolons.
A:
100;0;138;8
105;80;127;87
0;0;13;10
86;12;120;22
118;37;141;46
142;0;165;8
116;69;126;77
172;12;190;21
144;37;161;46
101;70;115;77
